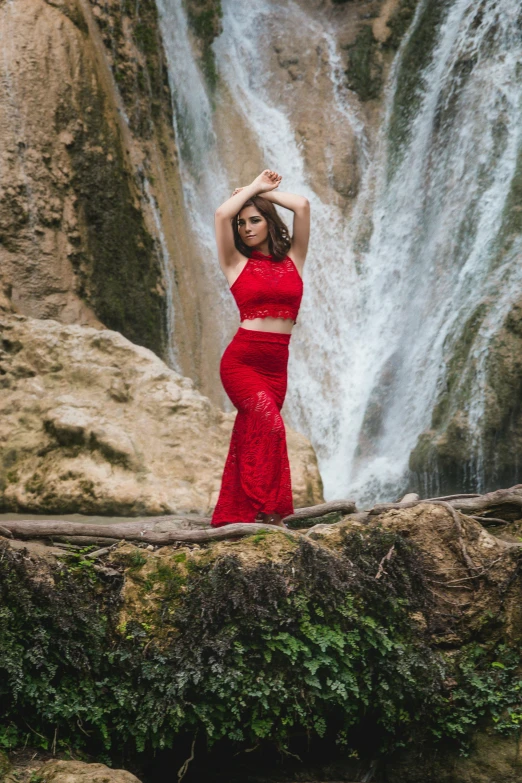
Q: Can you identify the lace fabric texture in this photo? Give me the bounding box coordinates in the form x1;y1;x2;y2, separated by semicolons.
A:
211;328;294;526
230;251;303;323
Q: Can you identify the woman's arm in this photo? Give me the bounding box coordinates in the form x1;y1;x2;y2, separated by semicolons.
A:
215;170;282;268
258;191;310;267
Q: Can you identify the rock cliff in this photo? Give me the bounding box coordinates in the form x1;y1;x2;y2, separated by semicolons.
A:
0;0;181;358
410;291;522;496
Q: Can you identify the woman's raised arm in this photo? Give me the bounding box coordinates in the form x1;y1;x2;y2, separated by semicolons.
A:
258;190;310;267
215;170;282;268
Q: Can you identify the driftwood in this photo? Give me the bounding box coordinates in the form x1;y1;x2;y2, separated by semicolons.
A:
369;485;522;517
469;515;509;527
0;500;357;545
0;519;308;545
283;499;356;524
1;488;521;547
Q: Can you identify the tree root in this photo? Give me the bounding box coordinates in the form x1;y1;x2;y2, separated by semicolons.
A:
177;731;197;783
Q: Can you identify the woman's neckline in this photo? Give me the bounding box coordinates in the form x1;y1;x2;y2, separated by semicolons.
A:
230;252;302;289
250;249;274;261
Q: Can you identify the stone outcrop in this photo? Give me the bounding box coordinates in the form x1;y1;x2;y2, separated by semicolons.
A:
410;293;522;496
0;757;142;783
0;313;323;515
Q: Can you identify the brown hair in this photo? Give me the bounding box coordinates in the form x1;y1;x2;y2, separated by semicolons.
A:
233;196;291;261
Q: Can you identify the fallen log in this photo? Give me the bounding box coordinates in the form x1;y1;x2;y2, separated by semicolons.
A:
0;501;357;545
0;519;305;544
283;500;356;524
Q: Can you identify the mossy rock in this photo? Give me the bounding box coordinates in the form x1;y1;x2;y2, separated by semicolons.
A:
387;0;453;175
384;0;422;50
56;84;167;357
345;25;383;102
185;0;223;90
410;294;522;495
1;520;522;776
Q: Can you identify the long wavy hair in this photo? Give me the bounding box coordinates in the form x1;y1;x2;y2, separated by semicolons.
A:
233;196;291;261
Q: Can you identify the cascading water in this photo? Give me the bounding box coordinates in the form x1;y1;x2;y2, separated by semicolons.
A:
143;176;179;370
157;0;522;503
331;0;522;502
155;0;231;314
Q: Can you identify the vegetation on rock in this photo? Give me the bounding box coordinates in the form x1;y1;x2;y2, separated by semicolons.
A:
1;512;521;777
345;26;383;102
387;0;453;175
184;0;223;90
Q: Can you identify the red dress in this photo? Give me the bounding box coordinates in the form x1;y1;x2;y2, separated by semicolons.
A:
211;250;304;526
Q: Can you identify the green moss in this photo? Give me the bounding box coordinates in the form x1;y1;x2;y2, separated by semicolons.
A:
56;82;166;356
134;23;158;57
0;750;9;775
184;0;223;91
127;551;148;572
492;134;522;266
387;0;453;177
384;0;421;50
345;26;383;102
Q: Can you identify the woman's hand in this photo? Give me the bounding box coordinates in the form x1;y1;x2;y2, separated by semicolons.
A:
250;169;282;194
231;187;245;197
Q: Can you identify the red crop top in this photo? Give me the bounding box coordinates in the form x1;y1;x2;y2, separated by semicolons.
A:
230;250;304;323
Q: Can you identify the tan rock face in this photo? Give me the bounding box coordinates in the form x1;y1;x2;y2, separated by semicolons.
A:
37;760;141;783
0;0;193;365
0;314;323;515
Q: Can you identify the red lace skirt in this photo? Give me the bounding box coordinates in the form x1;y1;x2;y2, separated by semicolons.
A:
211;326;294;526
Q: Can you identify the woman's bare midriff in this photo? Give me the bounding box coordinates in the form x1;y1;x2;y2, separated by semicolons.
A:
240;317;294;334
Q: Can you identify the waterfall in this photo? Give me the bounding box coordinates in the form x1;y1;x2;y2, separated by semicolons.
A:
332;0;522;502
156;0;522;503
155;0;231;313
143;176;179;370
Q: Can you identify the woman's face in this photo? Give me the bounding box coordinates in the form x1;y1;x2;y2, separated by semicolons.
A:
237;206;269;249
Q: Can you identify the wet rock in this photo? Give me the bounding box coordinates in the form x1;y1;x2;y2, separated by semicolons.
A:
410;293;522;496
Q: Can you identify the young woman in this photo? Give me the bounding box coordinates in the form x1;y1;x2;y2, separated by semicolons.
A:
211;169;310;529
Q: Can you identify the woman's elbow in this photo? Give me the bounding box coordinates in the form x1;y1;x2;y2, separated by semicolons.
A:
298;196;310;213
